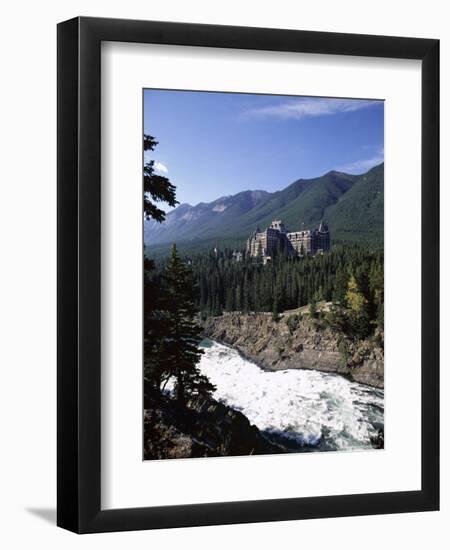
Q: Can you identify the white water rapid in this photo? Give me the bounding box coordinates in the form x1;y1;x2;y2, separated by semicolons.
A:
199;339;384;452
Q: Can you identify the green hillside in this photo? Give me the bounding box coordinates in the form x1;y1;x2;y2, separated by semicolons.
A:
241;171;356;235
325;163;384;246
145;163;384;257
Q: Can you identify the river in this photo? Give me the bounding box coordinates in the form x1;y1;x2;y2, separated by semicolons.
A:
199;339;384;452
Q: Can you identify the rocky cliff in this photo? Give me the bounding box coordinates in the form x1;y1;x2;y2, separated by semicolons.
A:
202;312;384;389
144;384;282;460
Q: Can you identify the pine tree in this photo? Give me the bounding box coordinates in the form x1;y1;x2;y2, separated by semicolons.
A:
162;244;215;403
333;267;349;305
272;277;283;321
143;133;179;390
256;241;264;264
144;267;172;391
272;294;280;322
225;286;235;311
144;134;178;222
235;284;242;311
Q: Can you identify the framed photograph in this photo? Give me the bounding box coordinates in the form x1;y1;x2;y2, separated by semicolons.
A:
57;17;439;533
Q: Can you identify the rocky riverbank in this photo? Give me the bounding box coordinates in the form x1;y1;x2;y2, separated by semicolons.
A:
202;312;384;389
144;383;283;459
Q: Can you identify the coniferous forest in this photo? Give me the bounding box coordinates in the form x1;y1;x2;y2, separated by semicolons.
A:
147;244;384;342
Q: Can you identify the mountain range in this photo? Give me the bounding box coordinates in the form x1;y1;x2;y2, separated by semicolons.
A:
144;163;384;255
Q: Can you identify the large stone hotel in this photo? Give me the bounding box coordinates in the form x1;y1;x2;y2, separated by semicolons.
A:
246;219;330;262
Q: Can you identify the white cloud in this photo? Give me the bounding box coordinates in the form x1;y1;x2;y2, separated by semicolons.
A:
154;161;168;173
245;97;380;120
337;148;384;174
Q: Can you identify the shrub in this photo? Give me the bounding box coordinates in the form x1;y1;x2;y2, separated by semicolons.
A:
338;338;350;368
286;314;299;334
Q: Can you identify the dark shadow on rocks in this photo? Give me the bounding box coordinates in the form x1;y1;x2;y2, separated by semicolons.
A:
143;383;285;460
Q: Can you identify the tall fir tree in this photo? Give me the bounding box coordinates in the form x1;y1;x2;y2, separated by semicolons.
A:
144;134;178;222
144;133;178;390
162;244;215;402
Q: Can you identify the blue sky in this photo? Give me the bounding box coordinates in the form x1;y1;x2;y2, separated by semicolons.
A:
143;89;384;207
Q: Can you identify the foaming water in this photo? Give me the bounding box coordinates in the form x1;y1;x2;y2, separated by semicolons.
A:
199;339;384;452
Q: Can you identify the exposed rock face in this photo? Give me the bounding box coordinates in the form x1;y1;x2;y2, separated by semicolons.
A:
144;384;281;460
202;312;384;389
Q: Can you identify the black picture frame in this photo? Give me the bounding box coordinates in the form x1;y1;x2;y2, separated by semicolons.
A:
57;16;439;534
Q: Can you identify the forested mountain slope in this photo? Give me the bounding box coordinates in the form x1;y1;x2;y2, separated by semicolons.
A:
144;163;384;253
